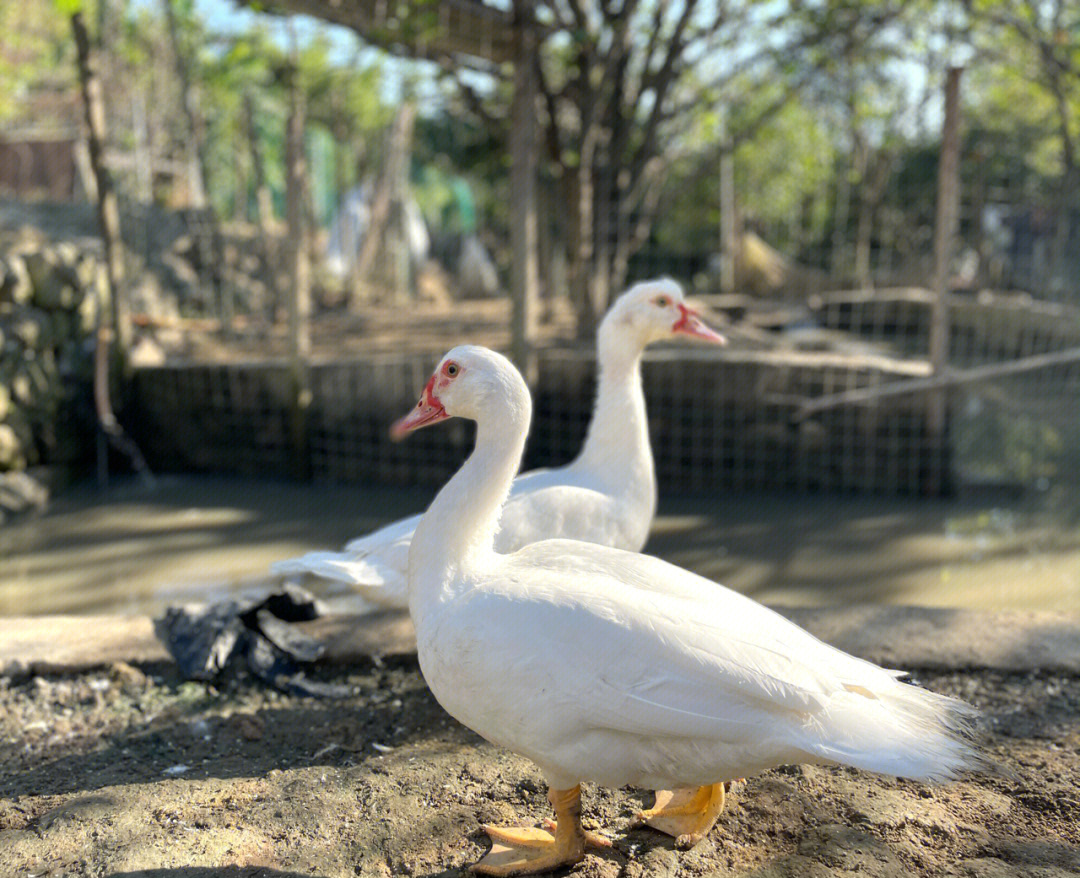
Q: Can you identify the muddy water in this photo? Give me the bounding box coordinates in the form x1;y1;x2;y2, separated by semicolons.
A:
1;474;1078;616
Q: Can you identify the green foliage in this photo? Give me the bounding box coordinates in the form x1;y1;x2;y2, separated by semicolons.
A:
5;0;1080;301
0;1;76;123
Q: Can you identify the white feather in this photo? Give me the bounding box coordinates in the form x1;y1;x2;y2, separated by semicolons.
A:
407;345;985;794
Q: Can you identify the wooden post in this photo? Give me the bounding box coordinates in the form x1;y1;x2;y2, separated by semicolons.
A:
162;0;209;209
285;61;312;478
510;0;539;382
928;67;963;437
132;94;152;206
718;110;736;295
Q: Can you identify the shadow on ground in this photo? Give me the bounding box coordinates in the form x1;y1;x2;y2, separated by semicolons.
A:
2;660;1079;878
4;475;1079;617
108;869;327;878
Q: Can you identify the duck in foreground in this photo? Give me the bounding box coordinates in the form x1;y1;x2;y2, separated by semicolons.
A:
395;345;986;877
272;278;725;608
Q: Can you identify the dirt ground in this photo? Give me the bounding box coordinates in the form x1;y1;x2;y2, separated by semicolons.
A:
0;658;1078;878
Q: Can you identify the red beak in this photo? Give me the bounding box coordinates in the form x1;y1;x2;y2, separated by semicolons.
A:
390;374;450;440
672;303;727;345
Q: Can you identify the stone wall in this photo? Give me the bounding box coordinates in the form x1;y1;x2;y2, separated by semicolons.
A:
0;242;99;474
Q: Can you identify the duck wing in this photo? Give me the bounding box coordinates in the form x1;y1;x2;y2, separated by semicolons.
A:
483;540;981;781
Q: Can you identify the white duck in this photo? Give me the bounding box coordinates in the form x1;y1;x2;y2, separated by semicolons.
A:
393;345;984;876
272;278;725;607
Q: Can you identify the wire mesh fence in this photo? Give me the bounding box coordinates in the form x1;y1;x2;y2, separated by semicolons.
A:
6;1;1080;509
100;3;1079;510
133;343;1032;498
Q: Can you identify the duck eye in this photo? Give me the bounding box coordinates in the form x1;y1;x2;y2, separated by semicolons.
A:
446;363;459;376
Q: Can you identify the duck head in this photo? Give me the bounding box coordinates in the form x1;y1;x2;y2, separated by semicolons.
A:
391;345;528;439
603;278;726;347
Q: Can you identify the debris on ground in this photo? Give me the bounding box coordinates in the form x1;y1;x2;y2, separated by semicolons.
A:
154;584;349;698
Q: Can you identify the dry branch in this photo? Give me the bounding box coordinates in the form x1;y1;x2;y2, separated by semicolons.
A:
793;346;1080;422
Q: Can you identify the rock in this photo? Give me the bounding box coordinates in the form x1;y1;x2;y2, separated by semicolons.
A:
35;274;82;312
4;306;53;350
22;246;88;310
0;241;98;476
0;254;32;307
1;408;36;468
22;249;56;291
741;778;813;838
129;333;167;367
0;469;49;517
572;855;622;877
49;309;77;343
74;269;104;334
12;358;62;414
109;660;149;691
0;423;26;470
37;794;116;830
237;713;265;740
131;274;182;325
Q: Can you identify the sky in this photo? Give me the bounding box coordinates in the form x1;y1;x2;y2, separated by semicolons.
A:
157;0;942;137
192;0;449;106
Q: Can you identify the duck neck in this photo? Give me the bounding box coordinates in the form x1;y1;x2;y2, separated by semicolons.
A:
573;322;653;493
408;398;530;608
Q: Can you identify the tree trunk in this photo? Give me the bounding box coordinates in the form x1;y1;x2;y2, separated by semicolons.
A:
162;0;224;316
1047;71;1077;294
161;0;209;208
132;94;153;205
233;124;250;223
853;143;890;291
929;67;963;440
567;128;600;338
853;161;873;289
355;103;416;306
285;62;311;479
72;12;130;357
243;91;276;281
510;1;539;382
719;140;737;294
72;11;153;488
831;72;858;284
971;162;988;287
830;154;852;283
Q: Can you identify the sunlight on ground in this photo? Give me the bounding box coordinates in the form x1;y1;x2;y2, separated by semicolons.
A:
1;475;1077;615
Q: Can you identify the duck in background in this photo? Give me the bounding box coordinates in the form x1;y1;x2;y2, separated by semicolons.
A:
272;278;725;608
